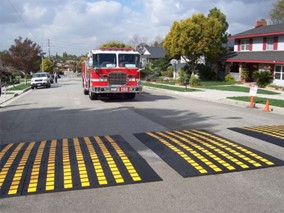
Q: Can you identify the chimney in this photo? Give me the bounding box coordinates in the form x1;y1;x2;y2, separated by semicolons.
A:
254;19;267;28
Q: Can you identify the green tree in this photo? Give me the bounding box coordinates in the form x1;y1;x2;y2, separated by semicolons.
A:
269;0;284;24
163;13;223;73
77;57;87;73
163;21;181;60
41;58;54;73
62;51;68;61
206;8;229;64
100;42;132;48
2;37;42;83
151;58;169;74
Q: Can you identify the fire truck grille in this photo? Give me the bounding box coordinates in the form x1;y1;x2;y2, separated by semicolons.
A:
108;72;127;86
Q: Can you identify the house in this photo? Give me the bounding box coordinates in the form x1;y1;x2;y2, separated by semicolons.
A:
139;45;166;67
223;20;284;86
56;60;76;73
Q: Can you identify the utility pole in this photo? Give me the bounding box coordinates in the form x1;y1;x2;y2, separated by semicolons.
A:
41;52;46;72
48;39;50;58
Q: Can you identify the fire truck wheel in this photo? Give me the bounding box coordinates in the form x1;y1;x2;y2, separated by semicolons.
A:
89;92;98;100
84;89;89;95
126;93;136;99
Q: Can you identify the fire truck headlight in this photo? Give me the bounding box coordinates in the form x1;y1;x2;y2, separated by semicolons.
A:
99;74;108;82
127;75;136;82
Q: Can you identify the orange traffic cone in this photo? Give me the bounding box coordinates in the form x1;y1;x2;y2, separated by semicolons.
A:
250;96;255;108
263;100;270;112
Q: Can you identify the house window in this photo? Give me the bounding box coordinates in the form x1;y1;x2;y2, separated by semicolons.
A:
266;37;274;50
274;65;284;80
240;39;249;51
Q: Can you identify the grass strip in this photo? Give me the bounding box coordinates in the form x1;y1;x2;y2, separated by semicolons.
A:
227;96;284;108
7;84;31;91
199;81;235;87
142;82;199;92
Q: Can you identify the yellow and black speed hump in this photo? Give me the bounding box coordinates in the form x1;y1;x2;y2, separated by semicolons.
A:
134;129;284;178
230;125;284;147
0;135;161;198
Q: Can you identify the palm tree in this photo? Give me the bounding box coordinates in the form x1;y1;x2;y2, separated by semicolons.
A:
253;71;273;88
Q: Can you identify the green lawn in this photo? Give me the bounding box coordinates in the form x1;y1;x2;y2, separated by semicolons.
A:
201;85;280;95
227;96;284;108
143;81;280;95
7;84;31;91
142;82;199;92
156;81;177;85
199;81;235;87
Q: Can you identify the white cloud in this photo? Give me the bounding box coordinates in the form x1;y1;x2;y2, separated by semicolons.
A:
0;0;277;55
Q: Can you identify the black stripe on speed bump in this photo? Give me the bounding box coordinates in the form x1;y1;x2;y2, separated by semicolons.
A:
0;135;161;198
134;129;284;178
229;125;284;147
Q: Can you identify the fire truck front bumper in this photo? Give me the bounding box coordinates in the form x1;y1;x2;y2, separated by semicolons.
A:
91;86;142;93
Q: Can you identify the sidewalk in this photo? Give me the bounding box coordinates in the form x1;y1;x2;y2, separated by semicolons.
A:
143;83;284;115
0;84;31;106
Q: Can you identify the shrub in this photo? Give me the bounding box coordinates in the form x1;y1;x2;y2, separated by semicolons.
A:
178;69;188;84
224;73;236;83
253;70;273;88
189;73;201;87
240;68;249;81
196;64;216;80
161;68;173;77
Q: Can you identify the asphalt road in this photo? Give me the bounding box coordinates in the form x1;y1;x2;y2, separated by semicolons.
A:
0;77;283;213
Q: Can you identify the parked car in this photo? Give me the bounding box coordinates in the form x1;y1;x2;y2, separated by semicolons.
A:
31;72;51;89
48;73;54;84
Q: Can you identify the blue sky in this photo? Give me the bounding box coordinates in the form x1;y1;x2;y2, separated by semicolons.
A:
0;0;277;56
87;0;143;11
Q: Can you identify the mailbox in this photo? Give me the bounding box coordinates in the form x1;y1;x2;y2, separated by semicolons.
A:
183;78;189;85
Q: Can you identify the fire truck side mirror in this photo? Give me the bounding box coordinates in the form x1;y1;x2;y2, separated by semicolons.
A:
138;62;145;72
88;59;93;67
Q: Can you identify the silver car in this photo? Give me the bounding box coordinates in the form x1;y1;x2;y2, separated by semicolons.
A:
31;72;51;89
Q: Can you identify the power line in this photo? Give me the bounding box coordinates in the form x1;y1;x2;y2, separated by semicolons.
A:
7;0;39;41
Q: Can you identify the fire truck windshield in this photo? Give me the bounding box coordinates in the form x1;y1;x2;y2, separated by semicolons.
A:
94;54;116;68
118;54;140;68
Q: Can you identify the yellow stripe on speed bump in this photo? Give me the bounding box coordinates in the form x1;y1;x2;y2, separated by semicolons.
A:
8;142;35;195
95;136;124;184
62;139;73;189
0;143;24;190
45;140;57;191
74;138;90;187
27;141;46;193
134;130;284;178
229;125;284;147
84;137;107;185
105;135;142;182
0;135;161;198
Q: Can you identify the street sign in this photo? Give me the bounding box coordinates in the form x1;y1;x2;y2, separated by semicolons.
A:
249;84;258;97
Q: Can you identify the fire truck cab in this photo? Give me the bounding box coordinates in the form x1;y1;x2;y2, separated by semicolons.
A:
82;48;142;100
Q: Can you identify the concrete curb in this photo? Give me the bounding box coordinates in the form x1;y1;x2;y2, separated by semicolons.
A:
0;87;31;106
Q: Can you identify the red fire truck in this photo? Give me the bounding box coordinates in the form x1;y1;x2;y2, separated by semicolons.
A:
82;48;142;100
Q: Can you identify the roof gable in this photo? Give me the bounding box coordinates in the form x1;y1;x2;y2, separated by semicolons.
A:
230;23;284;39
143;47;166;58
